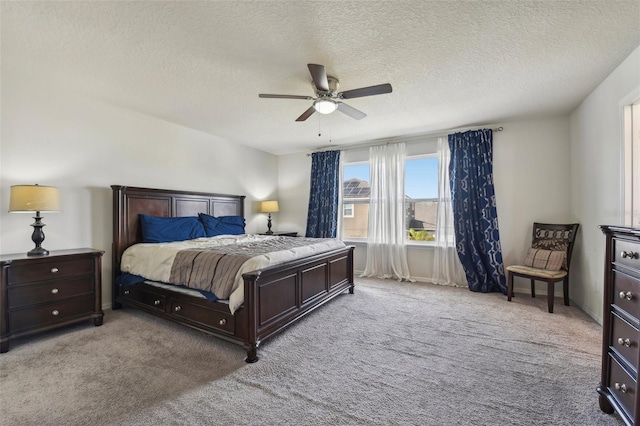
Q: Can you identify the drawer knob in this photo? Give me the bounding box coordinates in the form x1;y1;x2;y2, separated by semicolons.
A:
614;382;628;393
52;309;59;316
153;300;161;306
174;305;182;312
51;267;59;273
619;291;633;301
51;288;59;294
620;251;639;259
617;337;632;347
219;318;227;326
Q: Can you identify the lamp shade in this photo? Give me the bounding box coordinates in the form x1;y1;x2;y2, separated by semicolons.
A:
9;185;61;213
260;200;279;213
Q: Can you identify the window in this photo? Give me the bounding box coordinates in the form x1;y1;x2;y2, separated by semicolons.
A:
343;203;354;218
342;156;439;242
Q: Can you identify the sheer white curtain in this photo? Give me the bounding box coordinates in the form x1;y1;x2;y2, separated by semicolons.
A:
361;143;412;281
431;137;468;287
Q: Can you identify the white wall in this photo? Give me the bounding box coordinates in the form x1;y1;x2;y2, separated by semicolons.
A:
277;116;573;288
0;74;279;309
569;45;640;323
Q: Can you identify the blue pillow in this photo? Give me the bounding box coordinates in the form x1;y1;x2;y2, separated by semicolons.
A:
139;215;206;243
198;213;245;236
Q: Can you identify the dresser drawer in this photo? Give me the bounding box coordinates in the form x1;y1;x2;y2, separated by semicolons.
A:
8;276;94;309
121;286;166;312
169;299;235;334
608;354;638;421
7;257;94;285
611;312;640;371
9;295;94;333
614;239;640;273
613;270;640;320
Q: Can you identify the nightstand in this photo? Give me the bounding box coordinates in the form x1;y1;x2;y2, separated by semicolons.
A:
258;231;298;237
0;248;104;353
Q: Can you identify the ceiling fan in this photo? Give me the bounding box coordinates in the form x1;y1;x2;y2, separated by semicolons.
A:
259;64;392;122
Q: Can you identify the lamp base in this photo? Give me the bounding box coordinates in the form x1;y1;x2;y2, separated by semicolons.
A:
265;213;273;235
28;213;49;256
28;246;50;257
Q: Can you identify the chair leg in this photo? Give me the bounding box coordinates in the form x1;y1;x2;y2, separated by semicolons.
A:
507;272;514;301
531;279;536;298
563;277;570;306
547;281;554;313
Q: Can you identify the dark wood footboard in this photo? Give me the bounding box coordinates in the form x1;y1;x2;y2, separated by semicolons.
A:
112;185;354;362
242;245;354;362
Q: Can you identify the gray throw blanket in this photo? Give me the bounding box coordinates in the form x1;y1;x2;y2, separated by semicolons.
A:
168;237;330;298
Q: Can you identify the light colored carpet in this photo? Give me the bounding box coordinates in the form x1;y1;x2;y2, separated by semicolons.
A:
0;278;623;425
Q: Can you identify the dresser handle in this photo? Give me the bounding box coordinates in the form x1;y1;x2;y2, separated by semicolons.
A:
153;300;161;306
219;318;227;326
52;310;59;316
51;288;59;294
620;251;639;259
51;267;59;273
619;291;633;301
174;305;182;312
617;337;632;347
615;382;628;393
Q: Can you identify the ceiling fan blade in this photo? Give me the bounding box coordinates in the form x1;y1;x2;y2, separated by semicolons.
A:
295;106;316;122
307;64;330;92
259;94;313;100
339;83;392;99
337;102;366;120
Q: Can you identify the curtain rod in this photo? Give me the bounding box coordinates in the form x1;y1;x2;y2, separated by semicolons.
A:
306;126;504;156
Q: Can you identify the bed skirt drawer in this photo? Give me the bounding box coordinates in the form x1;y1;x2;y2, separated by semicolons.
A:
169;300;235;335
121;286;166;312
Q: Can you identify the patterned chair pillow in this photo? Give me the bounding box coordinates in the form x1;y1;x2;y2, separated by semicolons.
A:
532;239;569;270
523;248;566;271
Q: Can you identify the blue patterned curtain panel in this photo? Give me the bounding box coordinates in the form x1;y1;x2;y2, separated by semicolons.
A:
306;150;340;238
448;129;507;293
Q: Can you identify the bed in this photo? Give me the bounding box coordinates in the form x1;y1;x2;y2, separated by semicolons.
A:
111;185;355;362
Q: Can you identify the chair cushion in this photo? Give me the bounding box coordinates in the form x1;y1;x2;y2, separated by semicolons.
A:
506;265;568;279
532;239;569;269
523;248;565;271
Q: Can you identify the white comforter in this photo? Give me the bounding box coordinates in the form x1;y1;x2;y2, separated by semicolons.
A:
120;234;346;314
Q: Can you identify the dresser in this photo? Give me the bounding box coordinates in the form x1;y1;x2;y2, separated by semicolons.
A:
598;226;640;425
0;248;104;353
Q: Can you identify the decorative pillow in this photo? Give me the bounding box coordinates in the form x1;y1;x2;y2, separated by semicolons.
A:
198;213;245;236
532;239;569;269
139;215;206;243
523;248;566;271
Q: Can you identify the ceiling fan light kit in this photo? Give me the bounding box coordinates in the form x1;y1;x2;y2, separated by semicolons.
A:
313;99;338;114
259;63;392;121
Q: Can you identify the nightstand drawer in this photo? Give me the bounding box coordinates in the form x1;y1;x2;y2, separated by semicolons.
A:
9;295;94;333
7;257;94;285
8;276;94;309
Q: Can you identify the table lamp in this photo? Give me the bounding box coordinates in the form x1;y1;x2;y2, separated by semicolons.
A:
260;200;279;235
9;184;61;256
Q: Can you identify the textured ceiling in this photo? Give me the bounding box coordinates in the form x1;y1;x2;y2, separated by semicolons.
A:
2;1;639;155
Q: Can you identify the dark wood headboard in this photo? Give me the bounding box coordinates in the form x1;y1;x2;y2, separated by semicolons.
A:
111;185;246;275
